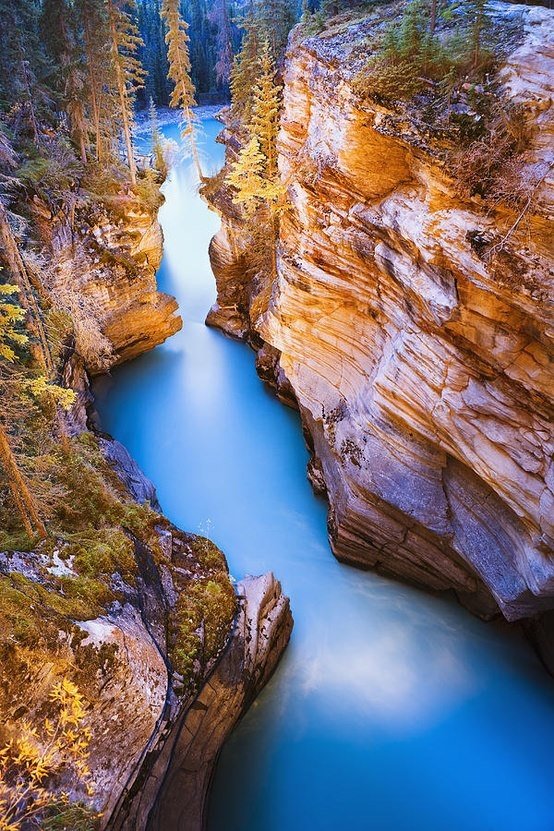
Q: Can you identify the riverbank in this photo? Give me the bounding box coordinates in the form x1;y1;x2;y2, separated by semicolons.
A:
0;108;292;831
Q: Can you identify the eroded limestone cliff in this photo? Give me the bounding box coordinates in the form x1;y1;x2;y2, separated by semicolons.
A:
208;3;554;624
33;187;181;371
0;432;292;830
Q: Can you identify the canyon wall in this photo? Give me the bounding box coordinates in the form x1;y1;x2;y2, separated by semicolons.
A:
33;188;182;370
208;3;554;624
1;179;292;826
0;429;292;830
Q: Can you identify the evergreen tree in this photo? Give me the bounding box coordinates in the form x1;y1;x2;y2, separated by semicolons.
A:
149;96;166;176
0;204;53;376
229;13;263;122
465;0;491;69
106;0;147;185
0;420;48;539
226;134;267;215
161;0;203;178
0;283;47;540
254;0;297;58
226;36;284;278
41;0;89;163
77;0;118;164
0;0;47;144
249;41;282;179
189;0;216;97
138;0;171;106
0;284;27;363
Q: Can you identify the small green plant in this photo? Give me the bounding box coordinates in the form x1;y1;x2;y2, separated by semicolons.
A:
169;561;236;683
353;0;497;103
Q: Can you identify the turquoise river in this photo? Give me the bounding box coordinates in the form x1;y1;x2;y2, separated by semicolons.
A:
94;114;554;831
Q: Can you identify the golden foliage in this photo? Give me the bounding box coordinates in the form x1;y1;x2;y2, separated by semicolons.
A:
0;284;27;363
0;679;98;831
226;41;284;216
161;0;202;176
24;377;76;412
161;0;196;112
229;13;263;123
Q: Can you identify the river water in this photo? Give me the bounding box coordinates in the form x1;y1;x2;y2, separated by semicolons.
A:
94;115;554;831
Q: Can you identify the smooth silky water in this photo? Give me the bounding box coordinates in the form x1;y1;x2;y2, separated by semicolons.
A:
94;114;554;831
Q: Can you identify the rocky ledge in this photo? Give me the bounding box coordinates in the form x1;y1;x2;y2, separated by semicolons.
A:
115;572;293;831
1;173;291;827
33;186;182;371
0;432;292;831
207;3;554;626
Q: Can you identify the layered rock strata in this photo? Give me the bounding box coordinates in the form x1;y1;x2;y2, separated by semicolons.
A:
33;190;181;370
208;4;554;622
112;573;293;831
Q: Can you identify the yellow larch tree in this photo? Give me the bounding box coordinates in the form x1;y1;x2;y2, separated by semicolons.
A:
229;12;263;124
106;0;146;185
249;40;282;179
161;0;203;180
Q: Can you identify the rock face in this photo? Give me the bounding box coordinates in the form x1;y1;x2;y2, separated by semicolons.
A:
112;573;293;831
208;4;554;622
33;191;182;370
0;442;292;831
1;182;291;827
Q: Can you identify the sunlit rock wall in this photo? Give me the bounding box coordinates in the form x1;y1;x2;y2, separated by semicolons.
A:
209;4;554;622
32;193;181;371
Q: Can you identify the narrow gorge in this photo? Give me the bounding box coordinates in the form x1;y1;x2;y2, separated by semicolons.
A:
0;1;553;830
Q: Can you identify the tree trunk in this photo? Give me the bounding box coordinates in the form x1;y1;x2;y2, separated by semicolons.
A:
430;0;437;35
83;18;103;163
185;107;204;181
18;42;40;146
0;204;53;376
108;1;137;185
0;423;47;539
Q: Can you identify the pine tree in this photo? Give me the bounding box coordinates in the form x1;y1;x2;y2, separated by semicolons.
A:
465;0;491;70
149;96;166;176
249;41;282;180
227;41;283;211
138;0;171;106
106;0;147;185
0;283;47;540
229;13;263;123
254;0;296;58
0;284;27;363
41;0;89;164
75;0;113;164
0;0;47;144
161;0;203;179
0;204;53;375
226;135;267;216
0;421;47;539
